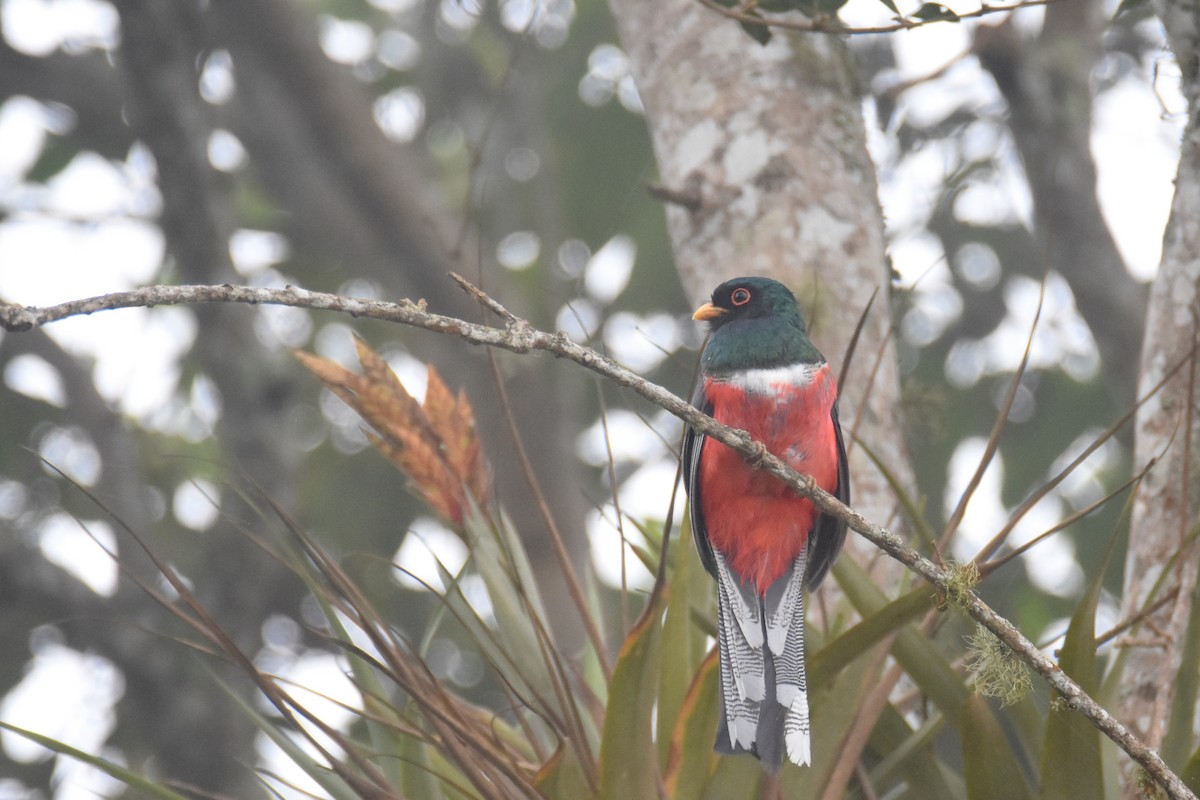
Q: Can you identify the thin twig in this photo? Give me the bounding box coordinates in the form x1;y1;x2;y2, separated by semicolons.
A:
2;281;1195;800
940;281;1044;554
974;342;1197;565
981;458;1156;575
456;270;614;683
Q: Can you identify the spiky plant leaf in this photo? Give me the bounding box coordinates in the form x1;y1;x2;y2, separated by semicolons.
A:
864;707;958;800
0;723;194;800
962;694;1032;800
1182;744;1200;794
534;743;592;798
209;674;362;800
664;650;721;800
1163;575;1200;771
456;505;566;742
656;516;710;765
809;582;932;688
697;754;763;800
1037;530;1116;800
597;586;666;800
278;530;428;797
835;557;1033;789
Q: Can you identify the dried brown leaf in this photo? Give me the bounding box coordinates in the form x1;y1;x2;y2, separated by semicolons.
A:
296;339;491;527
292;349;358;391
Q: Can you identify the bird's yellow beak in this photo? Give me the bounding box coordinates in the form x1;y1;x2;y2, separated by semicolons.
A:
692;302;725;321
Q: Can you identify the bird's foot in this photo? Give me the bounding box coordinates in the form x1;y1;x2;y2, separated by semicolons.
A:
744;439;768;465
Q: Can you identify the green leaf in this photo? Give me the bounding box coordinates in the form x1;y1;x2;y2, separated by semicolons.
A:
1038;554;1108;798
656;517;711;765
962;694;1033;800
0;722;193;800
700;754;764;800
738;13;772;46
597;586;666;799
1040;520;1127;799
27;141;78;183
874;0;900;15
787;0;850;14
458;505;566;738
835;559;969;713
810;582;932;688
866;706;958;800
664;649;721;800
1182;744;1200;794
535;744;592;799
210;673;361;800
836;558;1031;792
911;2;959;21
1113;0;1150;17
1163;580;1200;770
305;577;434;797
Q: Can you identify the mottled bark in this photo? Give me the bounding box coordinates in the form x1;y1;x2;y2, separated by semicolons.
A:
607;2;916;563
1118;1;1200;791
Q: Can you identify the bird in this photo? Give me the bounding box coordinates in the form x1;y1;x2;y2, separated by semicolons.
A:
682;276;849;773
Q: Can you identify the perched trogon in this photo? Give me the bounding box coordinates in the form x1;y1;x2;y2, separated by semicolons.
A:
682;276;849;772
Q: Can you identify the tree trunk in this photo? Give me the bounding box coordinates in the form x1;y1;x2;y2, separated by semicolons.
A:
1118;2;1200;790
607;3;916;566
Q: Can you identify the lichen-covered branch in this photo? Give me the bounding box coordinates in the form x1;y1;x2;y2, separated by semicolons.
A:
0;280;1194;800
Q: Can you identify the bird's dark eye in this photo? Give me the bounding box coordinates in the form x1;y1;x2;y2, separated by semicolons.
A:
731;288;751;306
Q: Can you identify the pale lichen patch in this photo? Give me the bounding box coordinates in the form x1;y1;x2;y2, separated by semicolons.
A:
1168;262;1198;326
723;129;772;186
755;32;796;64
728;183;761;221
796;205;856;256
683;78;718;114
674;119;721;180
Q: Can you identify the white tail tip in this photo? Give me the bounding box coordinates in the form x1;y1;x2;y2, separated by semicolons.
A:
784;692;812;766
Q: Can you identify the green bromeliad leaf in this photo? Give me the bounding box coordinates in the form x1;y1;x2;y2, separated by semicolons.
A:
1038;526;1121;800
664;650;721;800
0;722;194;800
962;694;1032;800
597;585;667;800
657;515;712;765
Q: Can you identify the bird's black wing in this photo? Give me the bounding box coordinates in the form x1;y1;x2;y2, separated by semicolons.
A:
682;385;718;581
804;401;849;589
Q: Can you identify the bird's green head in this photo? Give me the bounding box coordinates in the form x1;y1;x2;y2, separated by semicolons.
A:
693;276;824;371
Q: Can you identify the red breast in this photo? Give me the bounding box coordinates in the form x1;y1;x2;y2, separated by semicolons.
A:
698;365;840;592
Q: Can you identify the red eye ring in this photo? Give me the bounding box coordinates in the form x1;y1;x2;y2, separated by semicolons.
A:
731;288;751;306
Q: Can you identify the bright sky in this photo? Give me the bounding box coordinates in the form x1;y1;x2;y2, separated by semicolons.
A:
0;0;1186;796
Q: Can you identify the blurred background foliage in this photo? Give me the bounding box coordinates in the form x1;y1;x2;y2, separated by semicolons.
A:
0;0;1192;796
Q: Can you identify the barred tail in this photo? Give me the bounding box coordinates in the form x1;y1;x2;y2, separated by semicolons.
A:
713;551;812;772
713;552;763;754
765;548;810;768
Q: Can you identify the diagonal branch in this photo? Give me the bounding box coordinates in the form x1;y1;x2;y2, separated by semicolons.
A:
1;281;1194;800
